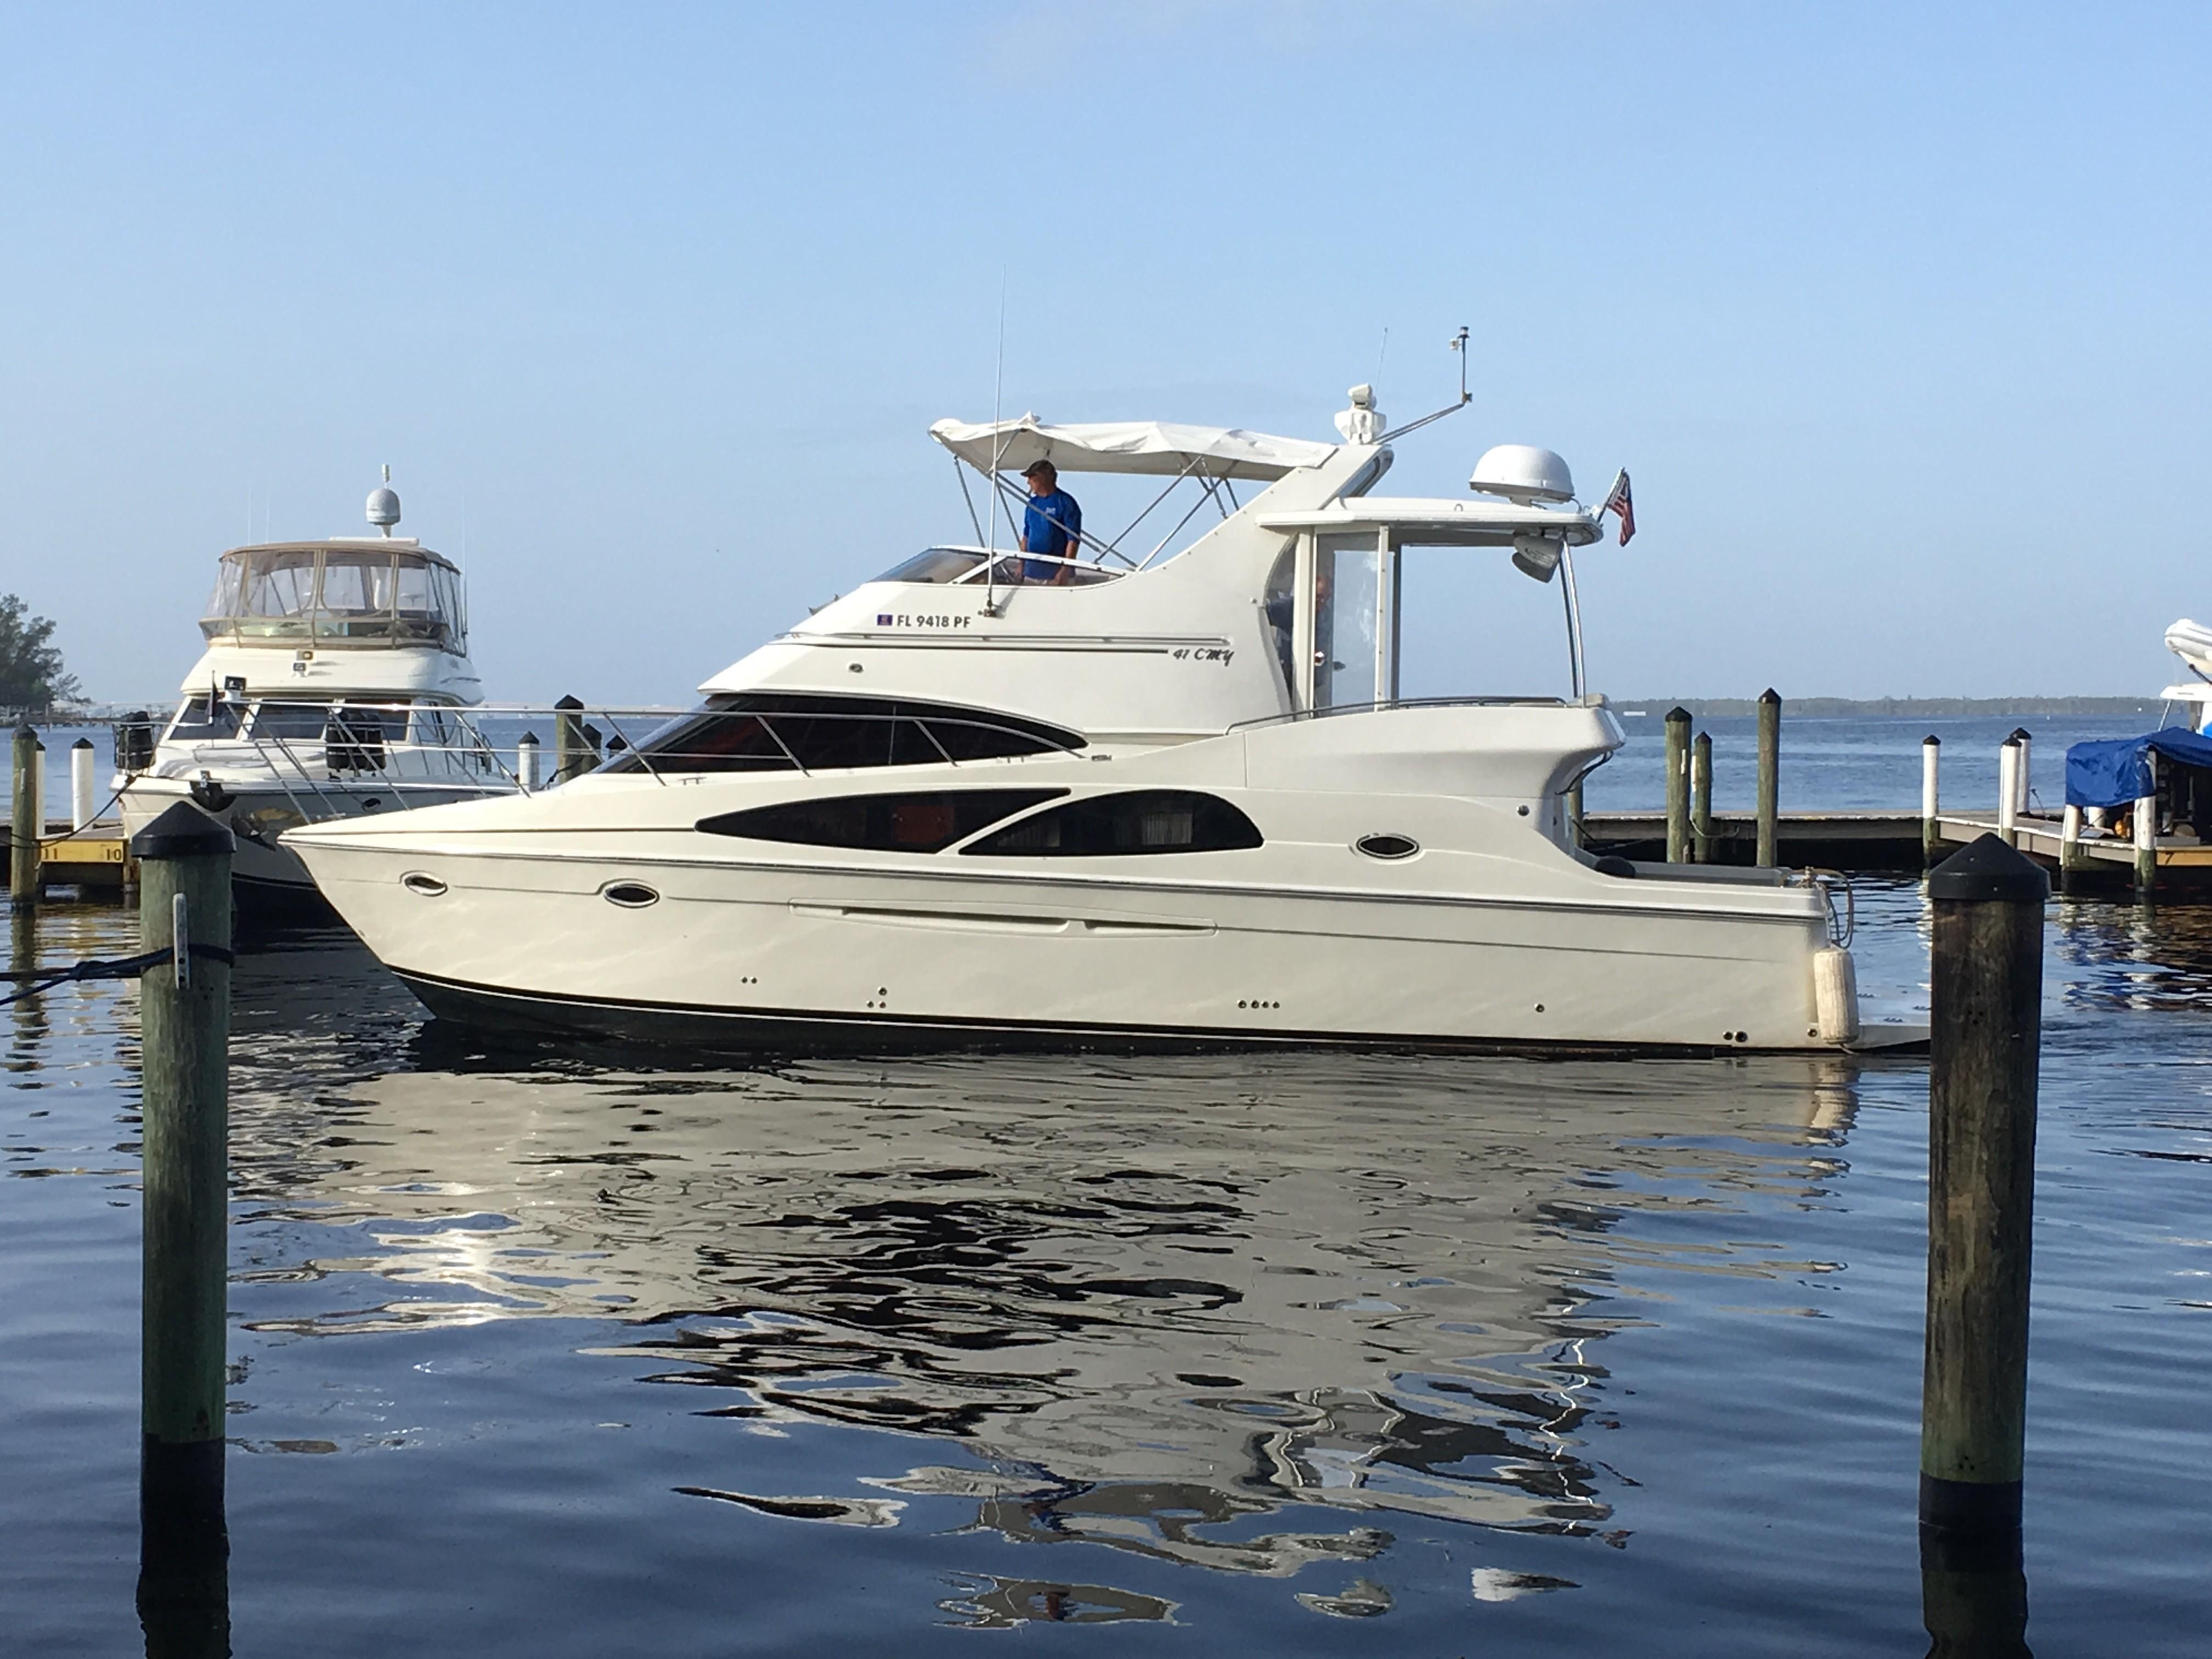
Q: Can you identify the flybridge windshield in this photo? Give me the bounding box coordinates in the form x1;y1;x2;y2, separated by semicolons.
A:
201;546;466;650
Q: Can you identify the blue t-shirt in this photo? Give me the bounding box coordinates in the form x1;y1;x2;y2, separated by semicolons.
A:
1021;489;1081;579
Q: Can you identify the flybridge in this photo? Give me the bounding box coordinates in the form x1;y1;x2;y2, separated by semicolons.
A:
698;382;1635;742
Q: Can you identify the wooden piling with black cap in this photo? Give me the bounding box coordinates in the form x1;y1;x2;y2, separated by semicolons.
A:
553;695;588;784
11;724;40;911
1921;832;2044;1548
1756;689;1781;867
1690;730;1713;864
1663;707;1691;863
128;802;234;1650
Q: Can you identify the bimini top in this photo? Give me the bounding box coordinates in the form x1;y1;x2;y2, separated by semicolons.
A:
928;415;1339;481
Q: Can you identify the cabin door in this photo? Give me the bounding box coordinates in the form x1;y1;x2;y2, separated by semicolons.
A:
1297;529;1397;711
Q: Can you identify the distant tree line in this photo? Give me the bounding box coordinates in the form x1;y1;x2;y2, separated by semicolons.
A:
0;594;78;709
1614;696;2164;719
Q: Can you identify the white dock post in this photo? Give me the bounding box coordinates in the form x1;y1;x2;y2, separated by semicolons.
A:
2059;803;2084;891
1922;736;1942;867
2134;755;2158;899
2010;728;2033;816
516;732;541;793
70;738;97;831
1996;736;2019;846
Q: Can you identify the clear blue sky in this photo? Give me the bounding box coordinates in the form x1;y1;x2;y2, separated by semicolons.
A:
3;2;2205;706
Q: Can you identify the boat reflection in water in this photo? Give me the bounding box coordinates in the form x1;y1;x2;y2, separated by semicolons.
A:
220;930;1877;1602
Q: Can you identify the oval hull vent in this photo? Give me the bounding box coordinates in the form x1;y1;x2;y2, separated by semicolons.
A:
1355;833;1419;861
602;881;661;909
400;872;448;897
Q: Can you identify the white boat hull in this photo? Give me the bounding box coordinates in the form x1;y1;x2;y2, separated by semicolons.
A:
287;730;1870;1055
120;775;503;906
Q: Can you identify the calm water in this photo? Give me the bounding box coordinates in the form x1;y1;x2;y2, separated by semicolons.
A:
4;718;2210;1654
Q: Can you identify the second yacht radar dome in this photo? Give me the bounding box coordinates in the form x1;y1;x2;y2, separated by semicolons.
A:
366;464;402;537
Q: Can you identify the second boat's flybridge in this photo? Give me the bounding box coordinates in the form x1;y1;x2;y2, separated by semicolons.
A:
286;372;1912;1057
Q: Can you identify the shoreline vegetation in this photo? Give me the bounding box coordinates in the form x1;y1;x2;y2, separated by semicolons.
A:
1610;696;2172;719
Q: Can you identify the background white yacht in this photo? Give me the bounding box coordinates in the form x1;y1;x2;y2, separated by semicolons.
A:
2161;618;2212;732
118;475;504;909
288;387;1890;1054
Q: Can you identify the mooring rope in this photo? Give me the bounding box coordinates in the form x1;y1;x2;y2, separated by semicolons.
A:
0;943;236;1008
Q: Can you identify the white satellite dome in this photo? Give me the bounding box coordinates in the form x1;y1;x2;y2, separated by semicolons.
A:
1469;444;1575;505
366;466;402;535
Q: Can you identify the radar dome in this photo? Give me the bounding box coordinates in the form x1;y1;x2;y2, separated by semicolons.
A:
366;483;402;532
1469;444;1574;505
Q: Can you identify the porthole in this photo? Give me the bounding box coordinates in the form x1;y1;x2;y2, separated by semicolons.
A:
400;872;448;898
1355;833;1420;861
602;881;661;909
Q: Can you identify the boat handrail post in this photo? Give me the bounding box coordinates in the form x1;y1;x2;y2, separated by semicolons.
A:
1920;833;2044;1583
1921;736;1942;867
1756;690;1781;868
1663;707;1691;864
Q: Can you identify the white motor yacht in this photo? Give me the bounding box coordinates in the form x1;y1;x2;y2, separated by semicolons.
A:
2161;618;2212;732
119;476;504;909
288;390;1896;1053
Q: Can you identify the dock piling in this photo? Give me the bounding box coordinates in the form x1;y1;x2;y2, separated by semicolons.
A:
1691;731;1715;861
1921;833;2044;1551
553;696;588;785
2009;728;2033;816
1756;689;1780;867
71;737;97;832
1663;707;1691;863
1995;736;2019;847
129;803;234;1649
12;725;39;912
1566;778;1584;849
2055;804;2084;894
516;732;541;792
1921;736;1941;867
2134;760;2157;899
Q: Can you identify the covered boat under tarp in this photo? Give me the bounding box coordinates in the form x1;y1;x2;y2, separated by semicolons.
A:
2065;727;2212;808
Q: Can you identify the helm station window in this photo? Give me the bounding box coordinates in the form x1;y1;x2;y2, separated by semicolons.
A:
201;546;466;650
603;694;1085;775
962;791;1264;856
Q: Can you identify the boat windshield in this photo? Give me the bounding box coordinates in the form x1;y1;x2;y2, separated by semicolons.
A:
872;546;1122;588
201;547;466;649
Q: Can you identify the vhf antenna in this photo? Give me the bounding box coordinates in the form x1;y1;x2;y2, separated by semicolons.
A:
1376;325;1472;444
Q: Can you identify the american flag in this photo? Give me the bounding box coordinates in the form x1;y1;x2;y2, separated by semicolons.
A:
1601;470;1635;545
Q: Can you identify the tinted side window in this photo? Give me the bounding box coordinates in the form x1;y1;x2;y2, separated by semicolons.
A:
962;791;1263;857
697;789;1066;853
604;695;1084;776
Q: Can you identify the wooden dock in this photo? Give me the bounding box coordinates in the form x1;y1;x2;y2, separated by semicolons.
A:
1585;811;1923;869
1932;810;2212;888
0;822;135;895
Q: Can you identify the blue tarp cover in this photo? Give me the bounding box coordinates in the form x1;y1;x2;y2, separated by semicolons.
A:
2065;727;2212;808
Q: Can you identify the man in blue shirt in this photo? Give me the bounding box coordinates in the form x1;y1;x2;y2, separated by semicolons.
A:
1018;460;1082;583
